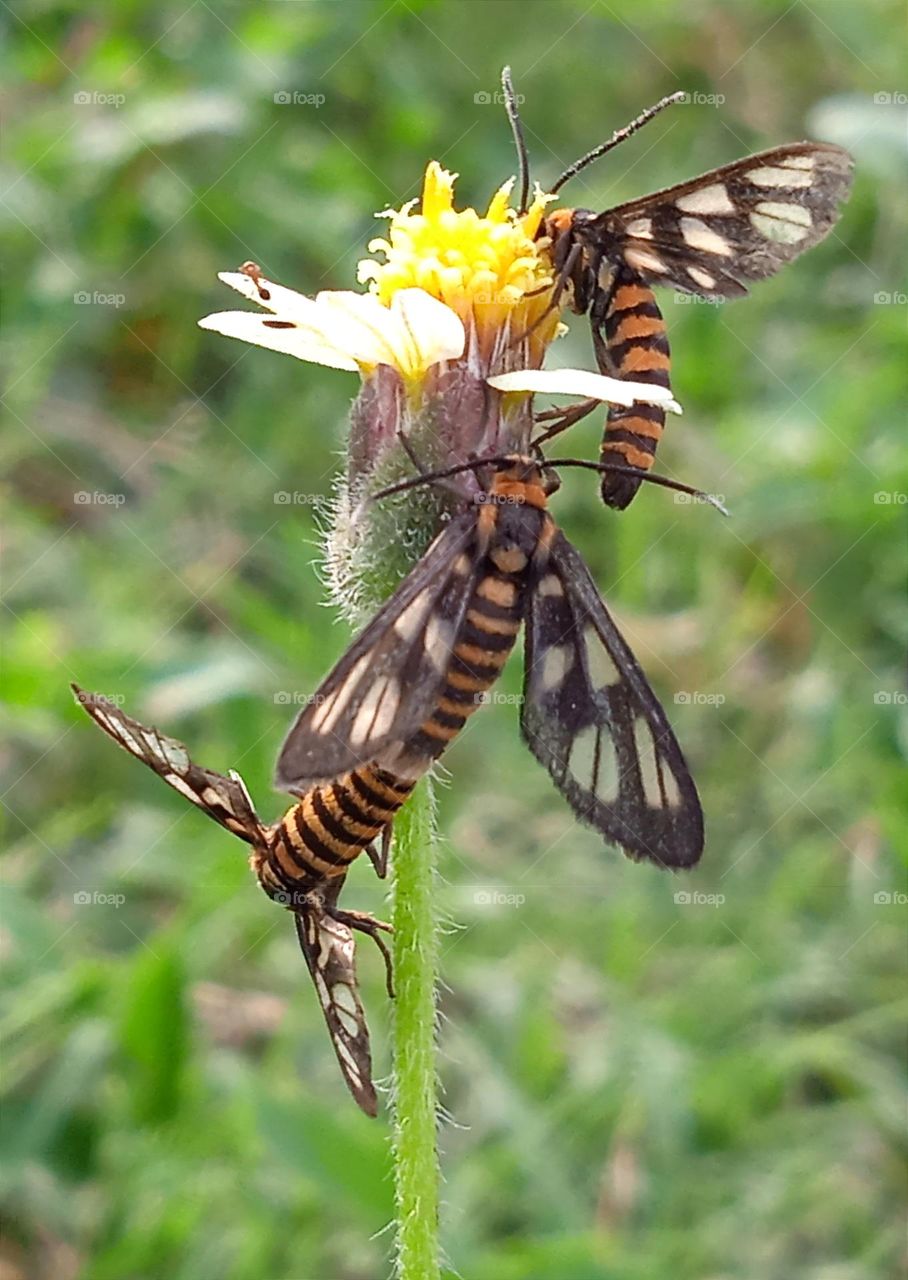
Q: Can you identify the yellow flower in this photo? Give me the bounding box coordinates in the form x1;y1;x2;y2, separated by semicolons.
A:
358;161;560;371
199;169;683;421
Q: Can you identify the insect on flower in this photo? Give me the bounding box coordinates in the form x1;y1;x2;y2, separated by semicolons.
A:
198;170;681;472
498;69;854;509
198;166;683;626
276;454;715;869
71;685;405;1115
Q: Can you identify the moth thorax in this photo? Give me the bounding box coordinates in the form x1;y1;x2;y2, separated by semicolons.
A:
492;477;547;509
489;459;547;510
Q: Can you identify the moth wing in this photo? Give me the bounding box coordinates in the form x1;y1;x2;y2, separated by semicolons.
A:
598;142;853;298
521;535;703;868
294;891;377;1116
72;685;263;843
276;513;480;790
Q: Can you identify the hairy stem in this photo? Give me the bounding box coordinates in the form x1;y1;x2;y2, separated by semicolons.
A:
391;777;440;1280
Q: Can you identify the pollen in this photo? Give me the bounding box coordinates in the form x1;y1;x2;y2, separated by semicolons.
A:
358;162;562;367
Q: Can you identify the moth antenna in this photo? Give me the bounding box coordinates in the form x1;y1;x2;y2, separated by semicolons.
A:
550;91;687;194
370;455;517;501
372;453;726;515
501;65;530;215
545;457;728;515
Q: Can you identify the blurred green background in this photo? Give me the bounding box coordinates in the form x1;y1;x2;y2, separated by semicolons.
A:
3;2;906;1278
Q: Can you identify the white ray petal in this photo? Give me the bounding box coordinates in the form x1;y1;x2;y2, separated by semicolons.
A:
389;287;466;374
314;288;464;375
197;311;359;370
215;271;325;324
203;269;465;378
487;367;683;414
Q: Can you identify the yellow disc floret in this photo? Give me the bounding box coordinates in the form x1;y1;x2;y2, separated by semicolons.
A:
358;162;562;369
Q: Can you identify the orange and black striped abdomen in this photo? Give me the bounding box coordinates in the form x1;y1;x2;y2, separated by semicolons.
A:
406;557;525;762
258;766;414;899
600;271;671;510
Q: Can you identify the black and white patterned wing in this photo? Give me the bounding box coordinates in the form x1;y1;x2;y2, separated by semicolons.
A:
72;685;264;844
276;513;480;790
596;142;853;299
294;888;377;1116
521;536;703;868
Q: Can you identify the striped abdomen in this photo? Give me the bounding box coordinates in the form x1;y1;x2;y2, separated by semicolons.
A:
599;270;671;510
404;548;526;762
256;766;414;899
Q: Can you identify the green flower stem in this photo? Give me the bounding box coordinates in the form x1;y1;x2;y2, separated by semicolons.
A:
391;776;440;1280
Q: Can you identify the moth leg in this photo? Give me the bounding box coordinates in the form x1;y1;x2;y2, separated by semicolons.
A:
509;238;582;348
367;823;392;880
333;907;395;998
395;429;474;502
364;842;382;878
532;397;600;447
381;823;392;877
396;428;430;477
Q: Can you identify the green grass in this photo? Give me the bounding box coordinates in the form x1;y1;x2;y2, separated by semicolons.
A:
3;2;906;1277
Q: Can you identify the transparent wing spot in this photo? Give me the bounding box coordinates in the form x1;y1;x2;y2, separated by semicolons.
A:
310;653;372;734
746;165;813;188
349;675;401;747
424;615;454;672
634;717;667;809
749;210;811;243
334;1037;364;1082
537;574;565;598
686;266;716;288
568;726;598;790
624;217;654;239
674;183;735;215
624;246;670;274
540;644;574;691
392;589;436;641
164;773;204;804
583;627;622;688
678;218;734;256
662;764;683;809
201;785;233;813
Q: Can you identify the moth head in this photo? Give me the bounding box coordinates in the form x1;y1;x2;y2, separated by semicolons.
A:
539;207;589;271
